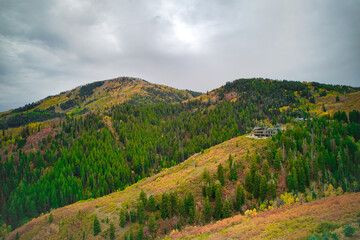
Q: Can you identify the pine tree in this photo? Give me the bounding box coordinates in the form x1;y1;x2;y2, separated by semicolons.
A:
120;209;126;227
269;181;277;199
137;201;145;224
235;184;245;212
147;195;156;212
287;173;294;192
260;175;268;201
274;151;282;170
204;197;211;223
130;210;137;223
298;167;306;192
245;172;253;193
217;164;225;186
139;190;147;206
170;192;178;216
222;198;232;218
160;193;169;219
110;223;115;240
214;186;223;220
49;213;53;223
148;213;157;237
229;162;238;181
137;226;144;240
93;215;101;236
253;172;261;199
262;160;271;180
291;167;298;192
184;192;195;217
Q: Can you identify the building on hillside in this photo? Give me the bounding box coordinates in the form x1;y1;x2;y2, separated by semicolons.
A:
252;124;282;138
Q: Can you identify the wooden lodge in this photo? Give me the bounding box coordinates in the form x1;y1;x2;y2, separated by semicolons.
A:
252;124;282;138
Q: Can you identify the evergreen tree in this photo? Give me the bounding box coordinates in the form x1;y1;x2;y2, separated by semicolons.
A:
49;213;53;223
139;190;147;206
137;201;145;224
262;160;271;180
109;223;115;240
93;215;101;236
170;192;178;216
188;208;195;225
222;198;232;218
130;210;137;223
235;184;245;212
253;172;261;199
204;197;211;223
291;167;298;192
160;193;169;219
229;163;238;181
120;209;126;227
137;226;144;240
184;192;195;217
298;167;306;192
245;172;253;193
213;186;223;220
217;164;225;186
147;195;156;212
268;181;277;199
274;151;282;170
148;213;157;237
260;175;268;201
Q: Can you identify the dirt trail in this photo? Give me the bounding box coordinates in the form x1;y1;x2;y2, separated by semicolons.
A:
104;116;119;141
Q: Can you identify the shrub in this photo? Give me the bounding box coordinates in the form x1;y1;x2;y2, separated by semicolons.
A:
109;223;115;240
308;234;318;240
344;225;355;237
93;215;101;236
49;213;53;223
314;221;339;234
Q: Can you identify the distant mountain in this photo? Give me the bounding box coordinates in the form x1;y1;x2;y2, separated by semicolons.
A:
0;77;202;129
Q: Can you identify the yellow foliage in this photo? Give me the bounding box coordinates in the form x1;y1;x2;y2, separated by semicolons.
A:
336;187;343;196
324;184;336;197
245;208;257;217
280;192;297;206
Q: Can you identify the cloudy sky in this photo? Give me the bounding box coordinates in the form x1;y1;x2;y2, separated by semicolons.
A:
0;0;359;111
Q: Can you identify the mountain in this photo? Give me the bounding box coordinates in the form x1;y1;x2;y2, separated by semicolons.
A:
0;77;359;239
0;77;202;129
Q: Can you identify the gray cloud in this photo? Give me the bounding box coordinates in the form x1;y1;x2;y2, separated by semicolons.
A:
0;0;359;111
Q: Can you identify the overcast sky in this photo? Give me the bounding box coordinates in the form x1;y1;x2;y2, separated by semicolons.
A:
0;0;359;111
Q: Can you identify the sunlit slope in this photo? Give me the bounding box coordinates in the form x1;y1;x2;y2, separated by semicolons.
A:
310;91;360;116
168;192;360;240
0;77;201;128
7;135;266;240
35;77;200;112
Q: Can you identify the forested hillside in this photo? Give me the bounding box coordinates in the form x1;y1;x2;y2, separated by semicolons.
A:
0;78;359;239
0;77;201;130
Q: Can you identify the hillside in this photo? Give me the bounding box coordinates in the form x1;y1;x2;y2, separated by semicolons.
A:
5;135;266;239
6;128;360;240
0;77;201;129
1;78;359;239
168;192;360;240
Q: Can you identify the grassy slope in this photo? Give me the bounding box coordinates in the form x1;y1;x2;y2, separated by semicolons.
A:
311;91;360;116
1;77;198;117
8;135;266;240
168;192;360;240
